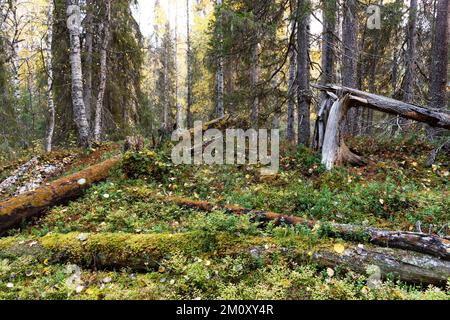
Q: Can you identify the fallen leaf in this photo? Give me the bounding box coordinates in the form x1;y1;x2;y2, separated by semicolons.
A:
333;243;345;254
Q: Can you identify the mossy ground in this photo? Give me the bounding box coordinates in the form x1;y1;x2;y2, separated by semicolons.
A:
0;135;449;300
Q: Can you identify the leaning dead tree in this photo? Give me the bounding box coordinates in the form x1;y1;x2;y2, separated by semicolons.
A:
313;84;450;170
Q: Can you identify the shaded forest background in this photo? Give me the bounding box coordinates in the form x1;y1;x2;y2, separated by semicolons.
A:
0;0;448;158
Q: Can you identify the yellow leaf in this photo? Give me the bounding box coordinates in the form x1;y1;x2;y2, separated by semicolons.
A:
333;243;345;254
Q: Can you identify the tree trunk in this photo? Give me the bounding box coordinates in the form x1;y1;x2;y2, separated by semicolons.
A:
174;5;181;130
320;0;336;102
287;18;296;144
94;0;111;143
403;0;418;104
83;0;93;124
397;0;418;131
216;0;224;118
45;0;55;153
2;232;447;286
10;1;20;102
297;0;311;146
342;0;358;134
251;42;259;127
66;0;91;148
0;156;120;235
429;0;449;111
321;95;364;170
272;73;279;129
186;0;192;128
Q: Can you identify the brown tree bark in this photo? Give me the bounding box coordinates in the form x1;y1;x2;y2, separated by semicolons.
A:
429;0;449;111
297;0;311;146
0;156;120;235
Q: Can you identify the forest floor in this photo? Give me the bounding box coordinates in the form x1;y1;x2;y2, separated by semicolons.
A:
0;135;449;300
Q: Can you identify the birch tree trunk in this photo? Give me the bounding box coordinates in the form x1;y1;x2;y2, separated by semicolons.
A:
297;0;311;146
287;18;296;144
429;0;449;111
45;0;55;153
216;0;224;118
186;0;192;128
83;0;93;124
66;0;90;148
174;6;181;130
93;0;111;143
251;42;259;127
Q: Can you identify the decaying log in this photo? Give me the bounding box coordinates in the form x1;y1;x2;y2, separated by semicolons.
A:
188;114;231;135
0;156;120;235
130;192;450;261
0;232;448;286
314;84;450;129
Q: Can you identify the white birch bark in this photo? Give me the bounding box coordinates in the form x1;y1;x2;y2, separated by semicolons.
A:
186;0;192;128
93;0;111;143
66;1;90;147
45;0;55;152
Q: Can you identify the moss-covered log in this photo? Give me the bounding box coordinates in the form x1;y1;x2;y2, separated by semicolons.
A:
0;232;448;286
0;156;120;235
136;193;450;261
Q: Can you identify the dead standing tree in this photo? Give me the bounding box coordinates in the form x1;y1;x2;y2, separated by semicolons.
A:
313;84;450;170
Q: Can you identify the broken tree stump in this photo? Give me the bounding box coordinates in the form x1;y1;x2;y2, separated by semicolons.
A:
312;84;450;169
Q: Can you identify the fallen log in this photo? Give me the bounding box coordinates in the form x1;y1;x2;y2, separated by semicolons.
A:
314;84;450;130
129;191;450;261
0;156;121;235
0;232;448;286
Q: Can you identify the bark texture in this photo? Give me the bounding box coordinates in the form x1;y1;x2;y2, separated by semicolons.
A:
216;0;224;118
0;156;120;235
429;0;449;111
66;1;91;147
287;19;296;144
93;0;111;142
45;0;55;153
297;0;311;146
